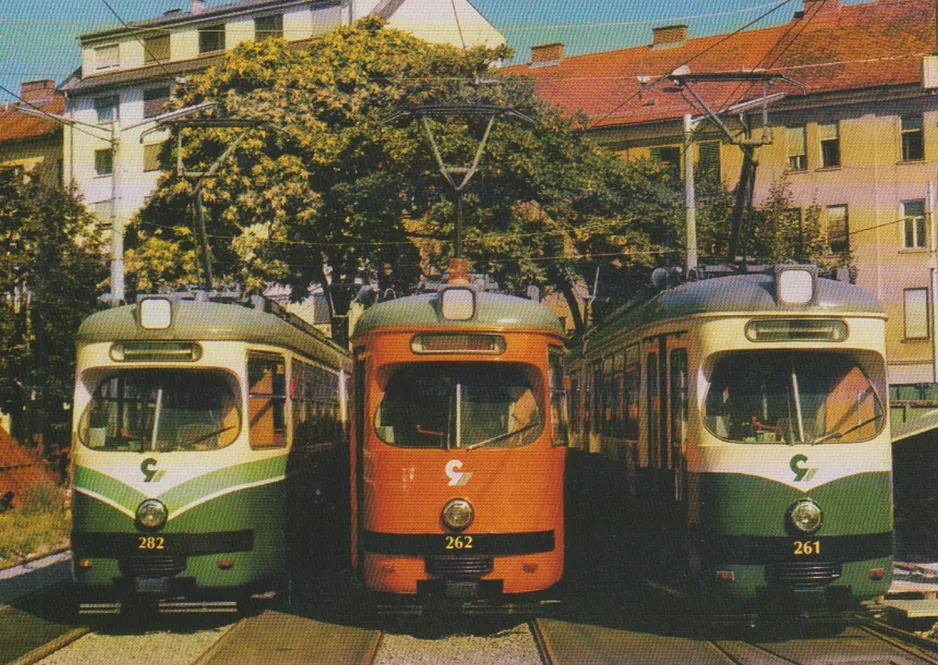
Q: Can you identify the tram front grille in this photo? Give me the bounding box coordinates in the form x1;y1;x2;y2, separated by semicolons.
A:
767;561;842;587
119;555;186;578
426;556;494;578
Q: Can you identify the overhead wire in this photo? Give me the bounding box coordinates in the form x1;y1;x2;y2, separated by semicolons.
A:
94;0;180;82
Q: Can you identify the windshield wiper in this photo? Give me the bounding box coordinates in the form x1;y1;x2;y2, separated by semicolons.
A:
465;420;539;450
176;425;237;449
813;414;884;444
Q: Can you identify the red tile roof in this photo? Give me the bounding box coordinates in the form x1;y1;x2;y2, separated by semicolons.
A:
502;0;935;129
0;94;65;146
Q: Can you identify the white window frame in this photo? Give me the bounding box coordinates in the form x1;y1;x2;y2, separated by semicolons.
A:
902;199;927;250
787;126;807;171
904;288;929;340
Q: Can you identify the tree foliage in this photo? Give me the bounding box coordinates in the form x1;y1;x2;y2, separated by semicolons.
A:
133;18;681;321
0;166;106;447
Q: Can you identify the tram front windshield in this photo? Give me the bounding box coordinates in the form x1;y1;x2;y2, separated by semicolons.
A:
78;369;241;452
375;363;542;449
703;351;884;444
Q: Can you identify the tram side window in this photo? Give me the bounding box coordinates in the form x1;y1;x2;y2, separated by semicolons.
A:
591;361;603;435
602;355;615;434
549;351;569;447
613;351;625;436
568;374;580;434
670;349;688;451
248;353;286;448
291;359;340;447
646;353;659;465
622;347;640;439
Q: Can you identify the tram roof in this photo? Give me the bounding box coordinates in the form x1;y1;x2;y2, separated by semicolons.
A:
590;273;884;339
352;291;564;339
77;300;351;368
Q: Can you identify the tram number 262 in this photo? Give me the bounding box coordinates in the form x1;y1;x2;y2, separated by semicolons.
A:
444;535;474;550
793;540;820;556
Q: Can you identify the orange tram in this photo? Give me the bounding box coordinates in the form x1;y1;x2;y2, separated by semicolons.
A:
349;266;569;611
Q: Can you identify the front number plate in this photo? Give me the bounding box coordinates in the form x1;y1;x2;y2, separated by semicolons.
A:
443;535;474;551
793;539;821;556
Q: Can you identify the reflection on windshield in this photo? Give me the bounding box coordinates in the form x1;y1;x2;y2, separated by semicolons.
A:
78;370;241;452
375;363;542;449
704;352;883;444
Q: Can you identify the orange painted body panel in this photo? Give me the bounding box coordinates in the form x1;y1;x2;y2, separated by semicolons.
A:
351;328;566;596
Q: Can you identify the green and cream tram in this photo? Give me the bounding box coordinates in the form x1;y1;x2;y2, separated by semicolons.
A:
70;294;351;614
567;265;892;615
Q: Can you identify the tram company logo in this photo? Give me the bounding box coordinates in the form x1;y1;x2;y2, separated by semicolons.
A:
445;459;472;486
789;454;817;482
141;458;166;483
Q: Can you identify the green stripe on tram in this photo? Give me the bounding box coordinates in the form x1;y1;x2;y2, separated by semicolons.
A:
696;470;892;536
159;455;287;514
74;466;147;514
74;455;288;517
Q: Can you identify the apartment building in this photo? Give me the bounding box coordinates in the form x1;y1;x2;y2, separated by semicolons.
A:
507;0;938;403
57;0;504;301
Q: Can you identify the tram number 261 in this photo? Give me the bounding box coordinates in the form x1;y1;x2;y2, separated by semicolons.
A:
793;540;820;556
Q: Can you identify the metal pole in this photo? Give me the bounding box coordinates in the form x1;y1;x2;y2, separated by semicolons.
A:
683;114;698;275
455;191;463;258
193;181;213;291
109;121;124;304
929;180;937;382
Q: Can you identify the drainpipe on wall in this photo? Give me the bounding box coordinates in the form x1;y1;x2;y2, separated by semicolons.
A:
930;180;938;382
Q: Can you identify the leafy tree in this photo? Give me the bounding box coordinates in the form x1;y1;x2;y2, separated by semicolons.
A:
0;166;106;454
133;18;682;336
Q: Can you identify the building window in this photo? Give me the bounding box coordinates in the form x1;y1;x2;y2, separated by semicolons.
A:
901;115;924;162
143;143;163;172
94;95;119;124
650;146;681;176
905;288;929;340
95;44;118;71
697;141;720;183
787;126;807;170
255;14;283;41
827;205;849;254
903;200;927;249
819;123;840;168
94;149;113;176
91;201;111;220
143;33;170;63
143;86;171;119
199;24;225;53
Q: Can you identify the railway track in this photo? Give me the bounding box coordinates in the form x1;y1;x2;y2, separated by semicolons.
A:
13;612;938;665
529;616;938;665
9;572;938;665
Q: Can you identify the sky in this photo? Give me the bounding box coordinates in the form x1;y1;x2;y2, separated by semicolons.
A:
0;0;873;103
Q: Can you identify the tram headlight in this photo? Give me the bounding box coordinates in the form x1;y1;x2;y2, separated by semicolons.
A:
788;499;823;534
442;498;474;531
136;499;168;530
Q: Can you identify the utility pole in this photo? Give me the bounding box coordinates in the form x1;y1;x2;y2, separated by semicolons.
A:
683;113;698;276
17;101;214;304
658;70;803;267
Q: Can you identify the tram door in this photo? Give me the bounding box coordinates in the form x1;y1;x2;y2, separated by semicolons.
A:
352;348;366;571
645;336;689;506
